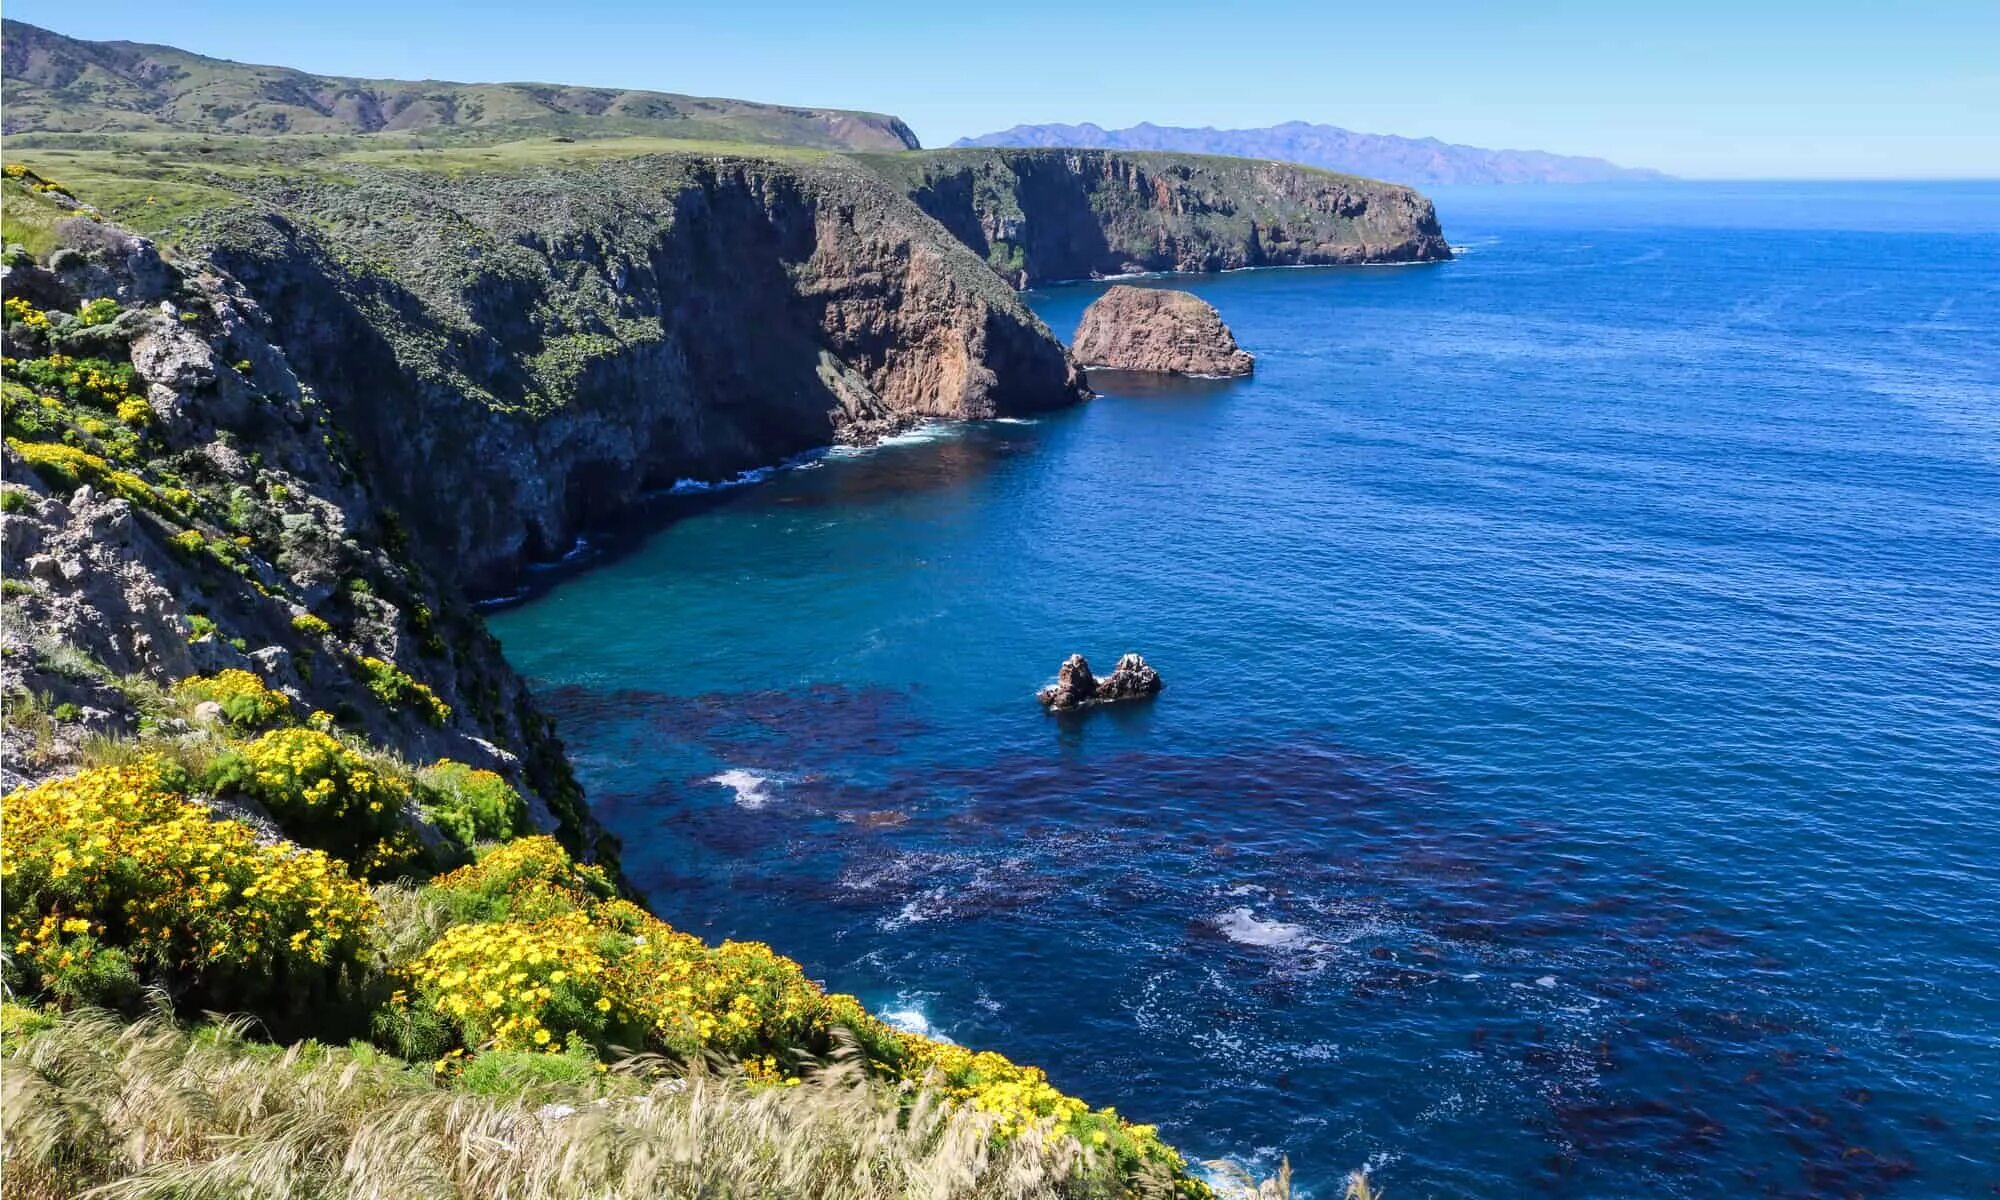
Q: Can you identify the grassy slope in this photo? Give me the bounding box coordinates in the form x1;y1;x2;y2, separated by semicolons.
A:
1;19;917;150
3;133;852;246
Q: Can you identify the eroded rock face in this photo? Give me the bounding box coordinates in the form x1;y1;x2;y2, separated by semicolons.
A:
1037;653;1163;710
196;155;1089;593
885;148;1452;288
1071;286;1254;377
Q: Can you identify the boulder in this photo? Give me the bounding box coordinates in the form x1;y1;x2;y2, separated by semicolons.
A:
1071;286;1254;378
1037;652;1163;710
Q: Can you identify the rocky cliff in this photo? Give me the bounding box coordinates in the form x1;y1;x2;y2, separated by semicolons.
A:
1072;286;1254;377
1;204;592;855
0;148;1086;840
862;147;1451;287
179;154;1084;593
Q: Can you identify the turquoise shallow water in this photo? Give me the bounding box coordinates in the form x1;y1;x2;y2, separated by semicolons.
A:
490;182;2000;1198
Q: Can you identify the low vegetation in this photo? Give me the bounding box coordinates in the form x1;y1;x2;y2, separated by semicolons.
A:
0;665;1214;1196
1;1007;1112;1200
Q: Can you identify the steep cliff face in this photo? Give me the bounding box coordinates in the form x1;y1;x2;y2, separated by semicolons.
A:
1;211;589;851
862;148;1451;287
183;154;1084;592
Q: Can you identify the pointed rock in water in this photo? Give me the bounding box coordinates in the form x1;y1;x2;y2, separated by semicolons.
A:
1095;653;1164;702
1071;286;1254;378
1037;652;1163;709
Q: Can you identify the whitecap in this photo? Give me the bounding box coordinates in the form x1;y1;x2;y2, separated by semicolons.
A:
665;465;775;495
1214;906;1314;949
707;768;780;809
877;997;955;1042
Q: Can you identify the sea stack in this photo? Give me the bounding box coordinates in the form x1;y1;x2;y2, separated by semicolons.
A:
1071;286;1254;378
1037;653;1164;710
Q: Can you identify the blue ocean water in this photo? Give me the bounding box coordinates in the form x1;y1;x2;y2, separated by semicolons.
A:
489;182;2000;1198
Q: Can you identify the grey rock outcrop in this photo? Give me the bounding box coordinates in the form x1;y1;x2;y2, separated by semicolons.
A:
1037;653;1164;710
1072;287;1254;377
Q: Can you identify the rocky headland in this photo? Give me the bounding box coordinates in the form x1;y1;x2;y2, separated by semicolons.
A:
1071;285;1254;377
865;147;1451;287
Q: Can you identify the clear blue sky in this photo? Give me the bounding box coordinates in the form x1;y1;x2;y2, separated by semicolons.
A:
7;1;1996;178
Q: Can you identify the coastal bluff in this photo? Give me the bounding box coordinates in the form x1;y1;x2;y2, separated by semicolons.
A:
863;147;1452;287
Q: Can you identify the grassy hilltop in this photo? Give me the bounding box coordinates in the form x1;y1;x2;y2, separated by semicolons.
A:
1;19;920;149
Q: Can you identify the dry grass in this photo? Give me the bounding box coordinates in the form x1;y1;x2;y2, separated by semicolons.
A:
2;1008;1135;1200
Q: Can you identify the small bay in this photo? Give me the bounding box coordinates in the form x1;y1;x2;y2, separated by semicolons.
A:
491;182;2000;1198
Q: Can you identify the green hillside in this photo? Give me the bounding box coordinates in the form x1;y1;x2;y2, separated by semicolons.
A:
1;19;920;150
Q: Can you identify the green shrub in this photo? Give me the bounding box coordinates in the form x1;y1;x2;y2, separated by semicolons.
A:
291;612;333;638
0;488;33;514
205;728;419;878
454;1042;602;1100
417;760;527;849
74;298;120;328
353;655;451;727
171;669;292;729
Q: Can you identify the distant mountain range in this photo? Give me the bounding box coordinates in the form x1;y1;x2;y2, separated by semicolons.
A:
952;121;1667;186
0;19;918;150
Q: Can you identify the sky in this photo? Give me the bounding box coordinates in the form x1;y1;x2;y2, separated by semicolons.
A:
6;1;1997;179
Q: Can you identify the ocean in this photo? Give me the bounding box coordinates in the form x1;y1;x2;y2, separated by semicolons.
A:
488;181;2000;1198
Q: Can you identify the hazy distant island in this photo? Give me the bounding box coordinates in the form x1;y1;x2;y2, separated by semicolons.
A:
953;120;1669;187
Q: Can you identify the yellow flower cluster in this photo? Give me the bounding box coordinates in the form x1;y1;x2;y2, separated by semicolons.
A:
291;611;334;638
206;728;416;877
173;668;293;728
433;834;616;913
354;655;452;727
0;758;377;1004
1;162;73;197
75;297;120;328
406;835;1201;1184
407;910;620;1055
3;296;49;330
4;438;169;513
416;838;864;1063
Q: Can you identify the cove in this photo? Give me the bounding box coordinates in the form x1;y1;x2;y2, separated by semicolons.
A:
488;182;2000;1198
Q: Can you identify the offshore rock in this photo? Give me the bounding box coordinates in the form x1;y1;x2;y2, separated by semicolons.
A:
1071;286;1254;377
1037;653;1163;710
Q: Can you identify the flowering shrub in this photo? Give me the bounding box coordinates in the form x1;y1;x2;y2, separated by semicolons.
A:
430;835;615;922
418;760;528;849
291;611;333;638
405;911;637;1055
3;295;49;330
75;297;121;327
0;758;377;1009
205;728;417;877
1;163;75;198
5;438;172;513
7;353;143;414
354;655;452;726
172;668;293;728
